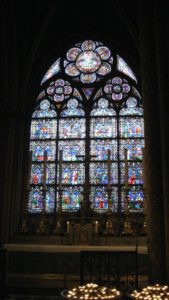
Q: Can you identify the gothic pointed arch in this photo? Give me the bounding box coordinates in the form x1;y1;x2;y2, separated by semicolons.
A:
28;39;144;217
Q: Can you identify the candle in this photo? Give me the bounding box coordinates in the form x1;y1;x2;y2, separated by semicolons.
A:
124;148;128;188
67;221;70;234
27;151;32;190
43;150;47;191
95;221;99;234
59;150;63;190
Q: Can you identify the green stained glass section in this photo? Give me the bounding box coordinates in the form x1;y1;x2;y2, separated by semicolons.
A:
60;187;83;211
121;187;144;212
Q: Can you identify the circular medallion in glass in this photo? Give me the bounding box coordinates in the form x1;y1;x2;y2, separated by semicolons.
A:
81;40;96;51
67;47;81;61
55;87;63;94
98;98;109;108
55;79;64;87
76;51;101;73
67;99;78;109
126;97;137;107
113;85;122;93
40;100;50;110
47;86;55;95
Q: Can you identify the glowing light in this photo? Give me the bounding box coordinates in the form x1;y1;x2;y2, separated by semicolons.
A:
66;283;120;300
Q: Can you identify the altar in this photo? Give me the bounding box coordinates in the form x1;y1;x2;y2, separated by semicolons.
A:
4;238;148;291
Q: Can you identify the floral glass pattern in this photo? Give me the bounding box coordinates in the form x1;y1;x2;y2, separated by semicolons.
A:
64;40;113;83
46;79;72;102
104;77;130;101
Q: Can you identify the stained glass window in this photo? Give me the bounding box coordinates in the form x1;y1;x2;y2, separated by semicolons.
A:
64;40;113;83
28;39;144;214
116;55;137;83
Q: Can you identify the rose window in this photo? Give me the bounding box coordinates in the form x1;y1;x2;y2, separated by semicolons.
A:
64;40;113;84
104;77;130;100
46;79;72;102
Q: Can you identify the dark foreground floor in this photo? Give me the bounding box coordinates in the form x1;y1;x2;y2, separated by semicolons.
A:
3;288;63;300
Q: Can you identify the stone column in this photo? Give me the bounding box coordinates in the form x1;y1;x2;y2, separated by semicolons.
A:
153;1;169;283
139;0;166;283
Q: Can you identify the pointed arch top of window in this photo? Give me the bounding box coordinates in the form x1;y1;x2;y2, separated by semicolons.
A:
117;55;137;83
119;98;143;115
60;99;85;117
91;98;116;116
32;100;57;118
41;58;61;85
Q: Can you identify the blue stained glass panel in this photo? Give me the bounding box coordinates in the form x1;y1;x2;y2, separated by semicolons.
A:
90;187;118;212
32;109;56;118
120;162;143;185
30;141;56;161
119;139;144;161
31;163;55;185
61;108;84;117
58;140;85;161
30;120;57;139
59;118;86;139
90;163;118;184
90;117;117;138
31;164;43;185
90;140;118;161
60;187;83;211
119;117;144;138
59;163;85;185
